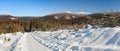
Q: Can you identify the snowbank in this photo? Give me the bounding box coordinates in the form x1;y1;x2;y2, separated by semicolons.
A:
31;27;120;51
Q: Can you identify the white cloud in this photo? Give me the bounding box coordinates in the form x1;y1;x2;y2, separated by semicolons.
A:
0;9;10;15
77;12;91;14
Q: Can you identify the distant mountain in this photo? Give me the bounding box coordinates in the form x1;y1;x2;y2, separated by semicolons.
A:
0;11;120;21
40;11;87;20
0;14;18;20
87;12;120;19
0;14;40;21
18;16;40;21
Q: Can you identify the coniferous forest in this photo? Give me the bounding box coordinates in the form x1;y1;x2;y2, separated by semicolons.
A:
0;12;120;33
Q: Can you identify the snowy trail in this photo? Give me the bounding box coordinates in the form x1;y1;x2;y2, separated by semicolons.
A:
13;33;51;51
10;36;22;51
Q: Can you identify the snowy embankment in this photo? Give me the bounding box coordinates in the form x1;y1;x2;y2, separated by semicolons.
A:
1;26;120;51
30;27;120;51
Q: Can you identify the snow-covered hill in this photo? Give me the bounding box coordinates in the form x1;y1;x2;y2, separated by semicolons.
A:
41;11;87;20
1;26;120;51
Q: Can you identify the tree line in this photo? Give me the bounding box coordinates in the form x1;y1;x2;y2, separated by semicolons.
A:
0;13;120;34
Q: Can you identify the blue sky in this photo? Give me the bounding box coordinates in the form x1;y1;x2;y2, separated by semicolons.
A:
0;0;120;16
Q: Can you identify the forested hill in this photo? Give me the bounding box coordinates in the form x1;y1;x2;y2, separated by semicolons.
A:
0;11;120;33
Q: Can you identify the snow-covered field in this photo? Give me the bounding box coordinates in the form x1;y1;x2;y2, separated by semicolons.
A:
1;26;120;51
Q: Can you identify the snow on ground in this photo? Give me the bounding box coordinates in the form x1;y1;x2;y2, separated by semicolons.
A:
13;33;51;51
30;27;120;51
1;26;120;51
0;32;22;51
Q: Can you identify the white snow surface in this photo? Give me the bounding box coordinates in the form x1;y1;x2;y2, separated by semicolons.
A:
1;27;120;51
0;32;22;51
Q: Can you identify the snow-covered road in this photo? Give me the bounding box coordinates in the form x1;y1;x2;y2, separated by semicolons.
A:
12;33;51;51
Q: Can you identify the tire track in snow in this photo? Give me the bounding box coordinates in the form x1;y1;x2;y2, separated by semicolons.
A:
30;33;51;49
25;33;51;51
10;35;22;51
